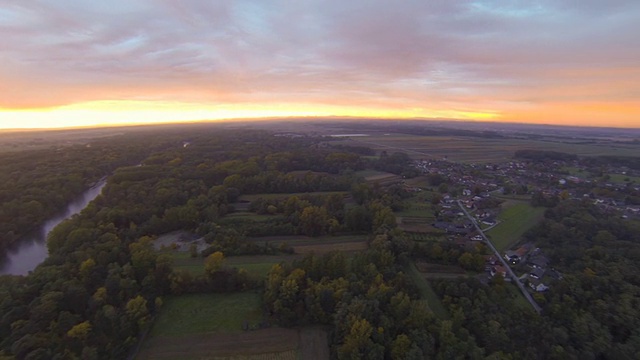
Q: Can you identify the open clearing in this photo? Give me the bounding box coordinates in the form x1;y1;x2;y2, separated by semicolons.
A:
167;252;297;278
486;202;545;252
148;293;263;336
138;292;329;360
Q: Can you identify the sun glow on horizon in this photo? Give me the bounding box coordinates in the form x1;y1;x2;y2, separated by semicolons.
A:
0;100;501;130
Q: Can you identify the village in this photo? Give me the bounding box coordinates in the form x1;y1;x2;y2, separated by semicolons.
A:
407;154;640;298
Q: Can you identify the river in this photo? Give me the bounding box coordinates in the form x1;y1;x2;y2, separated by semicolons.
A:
0;179;108;276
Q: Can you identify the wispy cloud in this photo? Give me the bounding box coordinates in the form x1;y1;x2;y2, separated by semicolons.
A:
0;0;639;126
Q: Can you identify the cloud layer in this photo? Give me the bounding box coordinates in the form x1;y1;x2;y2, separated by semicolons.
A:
1;0;639;127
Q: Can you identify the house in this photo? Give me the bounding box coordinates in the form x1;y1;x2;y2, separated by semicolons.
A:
504;250;520;263
527;255;549;269
529;267;545;280
504;245;531;264
528;278;549;292
484;255;499;265
515;245;531;257
433;222;471;235
491;265;507;278
482;217;496;226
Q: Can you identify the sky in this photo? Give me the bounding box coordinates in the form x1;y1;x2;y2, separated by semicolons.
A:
0;0;639;129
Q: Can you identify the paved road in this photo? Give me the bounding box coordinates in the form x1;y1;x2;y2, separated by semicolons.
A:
457;201;542;314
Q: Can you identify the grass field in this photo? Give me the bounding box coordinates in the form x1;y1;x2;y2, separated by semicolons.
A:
138;293;329;360
167;251;297;278
486;202;545;252
562;166;588;178
150;293;263;336
607;173;640;184
406;262;448;319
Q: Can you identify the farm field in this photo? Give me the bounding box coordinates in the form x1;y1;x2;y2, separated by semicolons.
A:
138;293;329;360
396;191;441;234
347;134;640;163
396;202;436;218
403;175;436;189
485;201;546;252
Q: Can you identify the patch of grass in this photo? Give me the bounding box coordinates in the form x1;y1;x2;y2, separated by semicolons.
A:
150;292;263;337
237;262;279;278
607;173;640;184
486;202;545;252
165;251;295;278
505;283;534;312
562;166;588;178
406;262;448;319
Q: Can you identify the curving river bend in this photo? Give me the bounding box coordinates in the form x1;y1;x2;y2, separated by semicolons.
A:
0;179;107;276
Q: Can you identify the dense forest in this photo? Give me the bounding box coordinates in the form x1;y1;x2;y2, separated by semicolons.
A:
0;127;639;359
0;132;183;249
0;129;396;358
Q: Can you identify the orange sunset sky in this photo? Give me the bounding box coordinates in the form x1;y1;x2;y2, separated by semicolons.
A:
1;1;639;129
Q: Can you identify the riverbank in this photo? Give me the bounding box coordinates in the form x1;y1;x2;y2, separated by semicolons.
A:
0;178;108;276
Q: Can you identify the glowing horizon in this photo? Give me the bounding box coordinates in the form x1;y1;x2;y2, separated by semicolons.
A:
1;1;639;130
